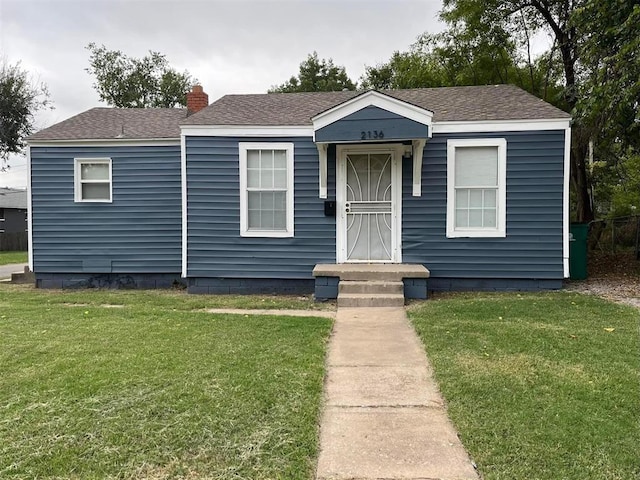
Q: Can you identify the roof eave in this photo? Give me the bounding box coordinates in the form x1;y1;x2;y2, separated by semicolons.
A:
432;117;571;134
180;125;313;137
27;137;181;146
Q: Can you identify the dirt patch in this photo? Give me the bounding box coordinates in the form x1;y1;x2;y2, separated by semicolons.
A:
565;251;640;308
587;251;640;279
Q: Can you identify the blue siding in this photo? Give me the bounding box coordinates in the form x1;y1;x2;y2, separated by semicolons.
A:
30;129;565;291
315;105;428;142
402;130;565;279
186;136;336;279
30;145;182;274
188;277;314;295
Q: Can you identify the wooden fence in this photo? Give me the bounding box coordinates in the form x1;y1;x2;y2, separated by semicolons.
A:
0;232;28;251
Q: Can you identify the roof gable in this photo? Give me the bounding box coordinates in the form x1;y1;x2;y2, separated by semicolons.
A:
314;104;431;144
311;90;433;131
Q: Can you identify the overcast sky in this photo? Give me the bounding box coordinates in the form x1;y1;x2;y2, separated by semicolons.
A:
0;0;444;189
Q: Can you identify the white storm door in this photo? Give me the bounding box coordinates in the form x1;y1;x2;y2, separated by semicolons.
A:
337;145;402;263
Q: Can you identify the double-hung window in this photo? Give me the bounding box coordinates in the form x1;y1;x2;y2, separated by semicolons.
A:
239;143;294;237
447;139;506;238
75;158;112;202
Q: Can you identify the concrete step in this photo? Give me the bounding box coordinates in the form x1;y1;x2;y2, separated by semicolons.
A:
313;263;430;283
339;280;404;295
337;271;407;281
338;293;405;308
11;271;35;284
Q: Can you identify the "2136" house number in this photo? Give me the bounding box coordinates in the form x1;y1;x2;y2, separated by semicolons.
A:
360;130;384;140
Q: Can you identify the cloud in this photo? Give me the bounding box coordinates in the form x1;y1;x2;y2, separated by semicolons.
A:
1;156;27;189
0;0;443;188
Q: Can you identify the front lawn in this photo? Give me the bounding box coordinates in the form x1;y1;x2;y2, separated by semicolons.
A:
0;286;333;479
0;251;27;265
409;292;640;480
0;283;334;311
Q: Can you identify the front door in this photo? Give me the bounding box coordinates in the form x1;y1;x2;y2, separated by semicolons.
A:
337;145;402;263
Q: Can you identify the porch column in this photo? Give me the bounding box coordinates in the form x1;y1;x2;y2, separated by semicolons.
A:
316;142;328;199
412;138;426;196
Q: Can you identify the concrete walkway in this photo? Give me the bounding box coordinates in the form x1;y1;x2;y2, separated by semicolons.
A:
0;263;28;280
316;306;479;480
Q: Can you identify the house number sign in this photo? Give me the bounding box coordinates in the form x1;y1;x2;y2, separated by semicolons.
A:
360;130;384;140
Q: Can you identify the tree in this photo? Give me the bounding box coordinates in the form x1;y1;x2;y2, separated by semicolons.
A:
363;0;601;220
361;29;566;108
575;0;640;217
0;60;52;171
442;0;640;222
86;43;195;108
360;36;450;90
269;52;356;93
439;0;596;221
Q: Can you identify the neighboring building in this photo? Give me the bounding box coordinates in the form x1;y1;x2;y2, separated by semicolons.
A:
27;84;571;296
0;188;28;250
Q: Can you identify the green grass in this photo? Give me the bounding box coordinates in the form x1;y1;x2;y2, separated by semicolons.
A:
0;285;333;479
0;251;27;265
408;292;640;480
0;283;335;311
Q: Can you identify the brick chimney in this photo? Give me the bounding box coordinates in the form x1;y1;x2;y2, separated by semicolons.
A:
186;85;209;114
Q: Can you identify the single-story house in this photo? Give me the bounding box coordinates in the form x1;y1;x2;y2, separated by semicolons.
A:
27;84;571;298
0;187;28;250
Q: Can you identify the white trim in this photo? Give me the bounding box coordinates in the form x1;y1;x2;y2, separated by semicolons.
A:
312;90;433;132
412;139;426;196
26;145;33;271
238;142;295;238
181;134;188;278
316;143;328;199
563;126;571;277
336;143;403;263
170;118;570;139
74;158;113;203
394;147;403;264
446;138;507;238
27;138;179;147
433;118;570;134
181;125;312;137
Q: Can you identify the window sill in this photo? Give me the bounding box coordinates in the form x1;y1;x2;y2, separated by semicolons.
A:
240;230;294;238
447;229;506;238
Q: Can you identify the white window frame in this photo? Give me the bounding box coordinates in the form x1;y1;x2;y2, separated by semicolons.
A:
447;138;507;238
74;158;112;203
239;142;294;238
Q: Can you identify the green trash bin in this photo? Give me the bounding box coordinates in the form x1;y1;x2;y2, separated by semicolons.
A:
569;223;589;280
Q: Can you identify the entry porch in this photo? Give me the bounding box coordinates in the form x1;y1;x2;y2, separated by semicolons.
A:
312;263;430;304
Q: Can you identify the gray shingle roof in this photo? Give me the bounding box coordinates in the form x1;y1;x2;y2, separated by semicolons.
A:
0;188;27;209
28;107;188;141
183;84;570;126
28;85;570;141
